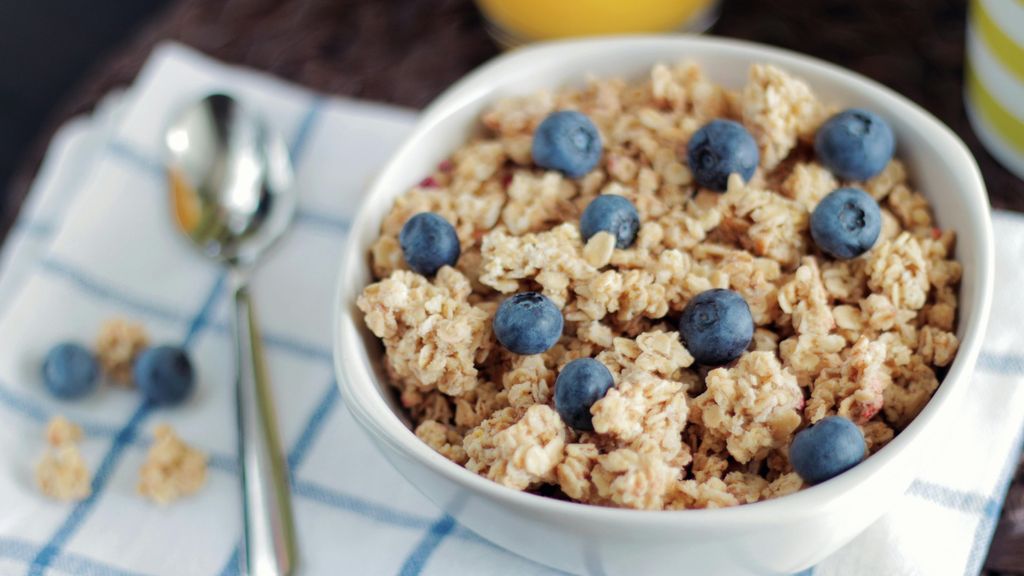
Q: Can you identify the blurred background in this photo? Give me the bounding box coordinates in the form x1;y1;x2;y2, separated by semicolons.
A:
3;0;1023;240
0;0;1021;571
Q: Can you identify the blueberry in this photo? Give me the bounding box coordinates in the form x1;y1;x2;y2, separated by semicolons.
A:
580;195;640;249
555;358;615;431
678;289;753;366
686;119;759;192
790;416;866;485
42;343;99;399
532;111;603;178
815;109;895;181
399;212;461;276
134;345;195;406
810;187;882;260
493;292;563;355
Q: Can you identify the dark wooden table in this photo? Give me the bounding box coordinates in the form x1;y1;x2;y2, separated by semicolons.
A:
4;0;1023;572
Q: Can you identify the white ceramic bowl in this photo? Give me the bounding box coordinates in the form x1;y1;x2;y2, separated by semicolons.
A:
334;36;994;575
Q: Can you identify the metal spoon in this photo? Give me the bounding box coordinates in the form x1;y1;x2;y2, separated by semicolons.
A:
165;94;298;576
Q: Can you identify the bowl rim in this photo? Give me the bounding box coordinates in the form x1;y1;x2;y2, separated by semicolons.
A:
333;34;994;527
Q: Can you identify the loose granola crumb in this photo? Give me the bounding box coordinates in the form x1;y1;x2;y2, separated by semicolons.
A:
692;352;803;463
36;416;90;502
464;405;566;490
46;415;82;447
36;444;91;502
96;318;149;385
138;425;207;505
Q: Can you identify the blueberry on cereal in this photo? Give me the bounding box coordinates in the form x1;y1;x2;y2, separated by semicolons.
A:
493;292;563;355
532;110;603;178
42;343;99;399
555;358;615;431
580;195;640;249
790;416;866;485
810;187;881;260
815;109;894;181
686;119;759;192
678;289;753;366
134;345;195;406
399;212;461;276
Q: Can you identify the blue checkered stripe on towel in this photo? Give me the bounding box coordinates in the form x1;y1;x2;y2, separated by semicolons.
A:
0;98;513;576
0;72;1021;576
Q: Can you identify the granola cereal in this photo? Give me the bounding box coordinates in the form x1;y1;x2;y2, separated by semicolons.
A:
35;416;91;502
45;415;83;447
357;61;961;510
96;318;149;385
691;352;803;464
138;424;208;504
464;405;566;490
36;445;92;502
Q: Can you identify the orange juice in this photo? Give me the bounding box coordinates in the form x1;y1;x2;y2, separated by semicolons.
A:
476;0;717;45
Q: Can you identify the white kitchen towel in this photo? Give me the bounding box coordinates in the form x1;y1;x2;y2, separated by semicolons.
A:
0;42;1021;576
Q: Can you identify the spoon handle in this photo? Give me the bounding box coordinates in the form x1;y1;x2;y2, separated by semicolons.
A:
233;283;298;576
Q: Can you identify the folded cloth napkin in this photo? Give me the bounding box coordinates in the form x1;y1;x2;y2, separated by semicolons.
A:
0;42;1021;576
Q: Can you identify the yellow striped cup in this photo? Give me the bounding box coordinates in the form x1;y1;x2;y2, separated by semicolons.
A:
966;0;1024;179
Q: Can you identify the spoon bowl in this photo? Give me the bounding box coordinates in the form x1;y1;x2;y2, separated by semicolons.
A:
166;93;295;267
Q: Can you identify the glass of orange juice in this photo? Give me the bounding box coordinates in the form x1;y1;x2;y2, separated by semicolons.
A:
475;0;719;47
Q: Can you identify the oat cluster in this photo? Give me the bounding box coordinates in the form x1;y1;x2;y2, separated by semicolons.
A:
357;62;961;510
138;424;208;505
35;417;208;505
35;416;92;502
96;318;150;385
